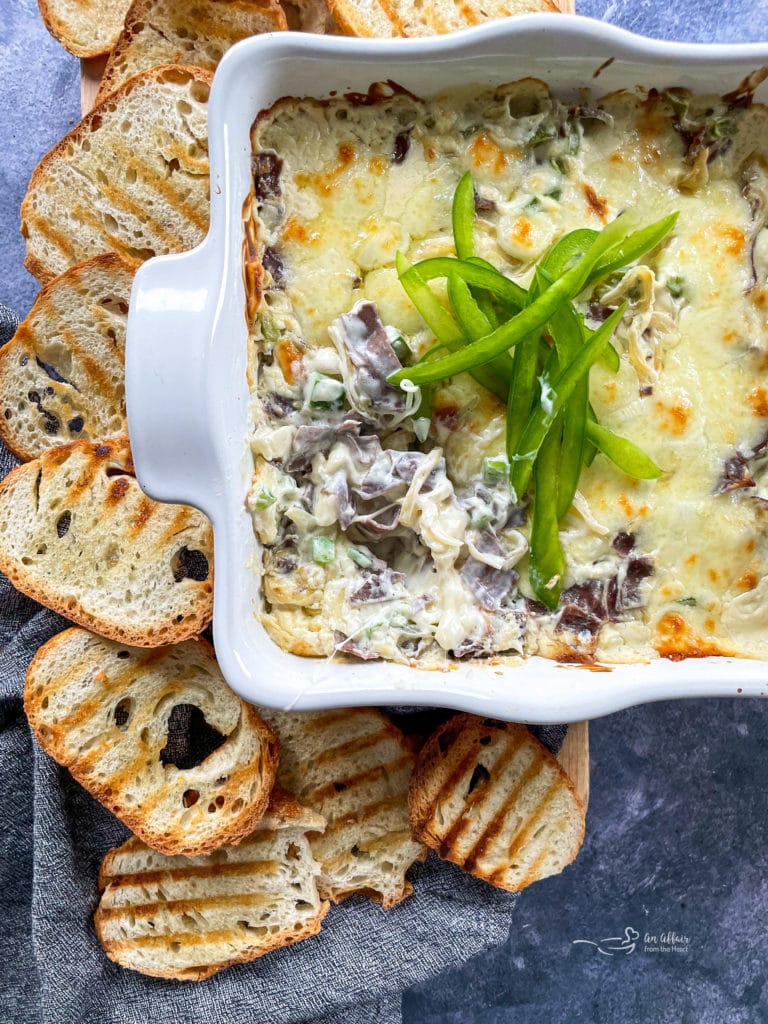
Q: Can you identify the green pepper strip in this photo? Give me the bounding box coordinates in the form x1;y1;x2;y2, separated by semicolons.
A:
585;419;663;479
402;257;527;308
588;212;679;284
452;174;503;327
446;274;510;402
510;304;627;499
390;213;635;387
396;252;463;346
452;171;476;261
530;417;566;610
447;272;492;337
541;301;588;518
505;270;543;458
397;253;508;401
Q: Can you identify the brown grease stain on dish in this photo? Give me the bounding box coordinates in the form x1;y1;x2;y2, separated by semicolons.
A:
555;661;614;673
592;56;615;79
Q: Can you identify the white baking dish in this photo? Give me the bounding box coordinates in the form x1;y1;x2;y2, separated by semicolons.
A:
125;15;768;722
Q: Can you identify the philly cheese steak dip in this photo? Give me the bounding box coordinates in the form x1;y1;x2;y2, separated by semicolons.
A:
245;77;768;667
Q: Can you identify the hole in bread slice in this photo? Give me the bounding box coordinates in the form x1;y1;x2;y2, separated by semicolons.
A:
159;703;227;770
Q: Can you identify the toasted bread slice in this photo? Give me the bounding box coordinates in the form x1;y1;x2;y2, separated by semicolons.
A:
409;715;585;892
0;255;135;462
282;0;336;32
21;66;211;283
328;0;557;37
37;0;133;57
95;788;329;980
95;0;288;104
25;629;278;855
0;436;213;645
258;708;425;907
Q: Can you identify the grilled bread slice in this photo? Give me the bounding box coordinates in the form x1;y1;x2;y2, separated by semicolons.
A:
0;436;213;645
95;789;329;980
409;715;585;892
0;255;135;462
37;0;133;57
95;0;287;105
258;708;425;907
21;66;211;284
282;0;336;32
328;0;557;37
25;629;278;855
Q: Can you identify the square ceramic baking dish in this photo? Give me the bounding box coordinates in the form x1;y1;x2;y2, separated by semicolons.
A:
125;14;768;722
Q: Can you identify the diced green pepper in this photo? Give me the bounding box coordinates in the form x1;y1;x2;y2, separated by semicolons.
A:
252;486;276;510
348;547;373;569
482;455;509;484
308;373;346;410
312;536;336;564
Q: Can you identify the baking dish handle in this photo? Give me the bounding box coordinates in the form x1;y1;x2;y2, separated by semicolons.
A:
125;245;217;515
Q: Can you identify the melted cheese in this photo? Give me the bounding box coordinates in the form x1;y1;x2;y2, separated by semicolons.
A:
249;82;768;664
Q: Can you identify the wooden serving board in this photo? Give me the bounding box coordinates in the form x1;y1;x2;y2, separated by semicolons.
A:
79;6;589;808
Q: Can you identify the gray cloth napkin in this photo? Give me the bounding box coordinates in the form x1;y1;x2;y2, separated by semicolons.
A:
0;317;567;1024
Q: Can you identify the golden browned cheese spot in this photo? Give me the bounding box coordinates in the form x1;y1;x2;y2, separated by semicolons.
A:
583;183;608;221
296;143;356;196
470;133;509;175
655;399;692;436
748;386;768;418
275;338;304;384
654;611;733;660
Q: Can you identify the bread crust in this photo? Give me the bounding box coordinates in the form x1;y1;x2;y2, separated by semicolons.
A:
25;629;280;856
21;65;213;283
95;0;288;105
37;0;132;57
409;714;585;892
0;437;213;646
0;253;138;462
328;0;557;37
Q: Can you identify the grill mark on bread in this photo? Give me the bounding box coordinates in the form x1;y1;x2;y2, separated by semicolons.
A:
105;925;275;952
78;177;187;251
502;778;560;861
106;475;131;504
313;727;392;766
21;210;77;268
321;792;406;836
159;505;199;545
461;753;547;871
435;733;526;854
374;0;406;32
102;859;283;890
109;139;209;233
98;890;280;921
59;321;124;395
40;648;176;723
308;754;413;804
428;744;487;837
70;203;146;262
129;495;158;536
131;749;258;819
